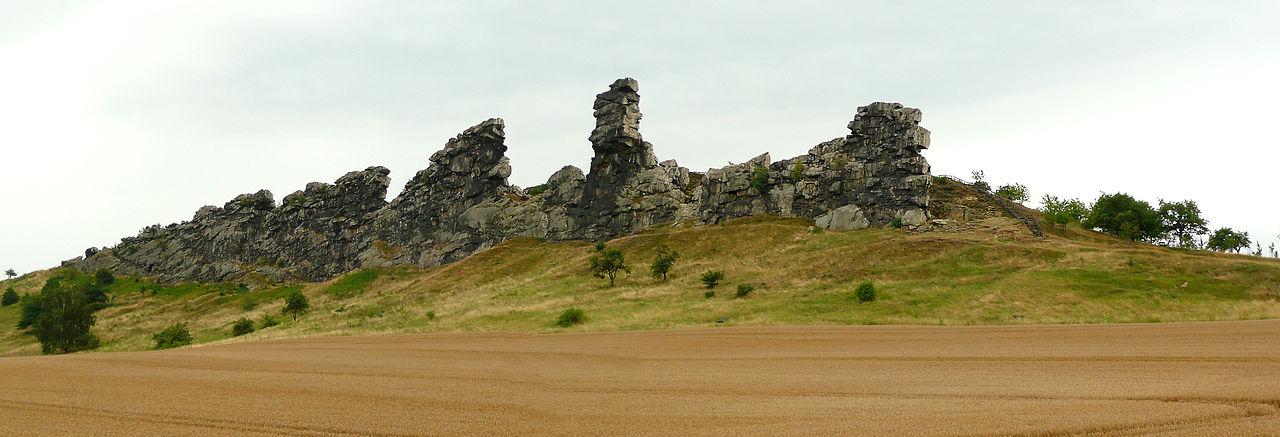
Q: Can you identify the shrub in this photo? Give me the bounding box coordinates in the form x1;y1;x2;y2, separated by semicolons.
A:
995;183;1029;203
1;288;17;306
750;166;770;194
650;245;680;281
704;290;715;299
736;284;754;298
240;297;259;311
1085;193;1165;243
855;282;876;303
425;310;436;320
152;323;193;350
93;269;115;286
590;248;630;287
282;290;310;320
594;241;606;252
16;293;42;329
231;317;255;336
259;314;279;328
971;170;990;192
557;307;585;327
1041;195;1089;226
890;218;903;229
525;184;548;196
790;162;806;181
700;271;725;289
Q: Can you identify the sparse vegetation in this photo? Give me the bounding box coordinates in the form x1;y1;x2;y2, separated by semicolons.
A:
650;245;679;281
856;282;876;303
790;162;805;181
152;323;193;350
326;269;381;298
556;308;585;327
970;170;990;192
589;248;629;287
704;290;715;299
232;317;255;336
736;284;754;298
700;270;725;290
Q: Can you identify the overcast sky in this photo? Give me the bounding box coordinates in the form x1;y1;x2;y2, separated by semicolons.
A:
2;1;1278;274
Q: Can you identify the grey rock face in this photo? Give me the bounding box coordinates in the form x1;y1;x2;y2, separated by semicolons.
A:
68;79;935;283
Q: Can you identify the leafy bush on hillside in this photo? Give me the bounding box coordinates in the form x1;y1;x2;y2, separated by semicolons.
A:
590;248;630;287
704;290;715;299
736;284;754;298
700;271;725;290
259;314;279;328
283;291;310;320
856;282;876;303
650;245;680;281
750;166;770;194
557;308;585;327
231;317;255;336
152;323;193;350
1;288;17;306
995;183;1029;203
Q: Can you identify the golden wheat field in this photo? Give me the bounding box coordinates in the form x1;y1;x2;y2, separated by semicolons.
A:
1;320;1277;435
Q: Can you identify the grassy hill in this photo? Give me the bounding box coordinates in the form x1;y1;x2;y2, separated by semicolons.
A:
3;209;1279;356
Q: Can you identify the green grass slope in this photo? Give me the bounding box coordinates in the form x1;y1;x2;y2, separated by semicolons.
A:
2;215;1279;356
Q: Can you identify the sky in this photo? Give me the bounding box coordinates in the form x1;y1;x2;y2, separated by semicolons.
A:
1;1;1278;274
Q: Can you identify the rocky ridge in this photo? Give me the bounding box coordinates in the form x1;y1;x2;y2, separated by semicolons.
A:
68;79;935;282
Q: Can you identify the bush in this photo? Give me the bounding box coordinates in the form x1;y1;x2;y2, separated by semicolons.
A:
1085;193;1165;243
650;245;680;281
557;307;585;327
590;248;630;287
240;297;259;311
259;314;279;328
152;323;193;350
594;241;606;252
971;170;990;192
1041;195;1089;226
231;317;255;336
790;162;805;181
750;166;770;194
16;293;42;329
736;284;754;298
93;269;115;286
283;291;310;320
995;183;1029;203
890;218;903;229
1;288;17;306
700;271;725;289
704;290;715;299
855;282;876;303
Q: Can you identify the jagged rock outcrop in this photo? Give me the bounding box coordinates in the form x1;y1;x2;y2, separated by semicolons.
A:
67;79;938;283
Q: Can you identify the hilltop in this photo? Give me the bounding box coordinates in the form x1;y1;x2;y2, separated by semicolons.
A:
3;178;1277;355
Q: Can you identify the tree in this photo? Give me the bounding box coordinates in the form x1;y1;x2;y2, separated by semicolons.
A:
283;291;310;321
16;293;43;329
995;183;1029;203
1084;193;1165;243
31;283;101;354
1206;228;1250;253
970;170;990;192
1;288;17;306
700;271;725;290
1158;200;1208;248
650;245;680;281
589;248;630;287
1270;242;1277;259
4;268;15;279
1041;195;1089;227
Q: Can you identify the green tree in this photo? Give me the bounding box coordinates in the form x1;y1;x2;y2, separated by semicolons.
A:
995;183;1029;203
4;268;15;279
16;293;43;329
32;284;101;354
1;288;17;306
1206;228;1251;253
590;248;630;287
1041;195;1089;226
700;271;725;290
1158;200;1208;248
1084;193;1165;243
649;245;679;281
283;291;310;321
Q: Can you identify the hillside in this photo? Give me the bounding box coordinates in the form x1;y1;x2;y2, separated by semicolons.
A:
3;187;1278;355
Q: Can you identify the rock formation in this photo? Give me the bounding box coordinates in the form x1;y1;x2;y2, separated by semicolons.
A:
66;78;935;282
